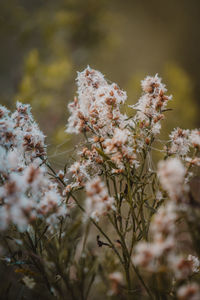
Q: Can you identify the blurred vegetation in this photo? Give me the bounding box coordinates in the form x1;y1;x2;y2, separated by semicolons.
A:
0;0;199;167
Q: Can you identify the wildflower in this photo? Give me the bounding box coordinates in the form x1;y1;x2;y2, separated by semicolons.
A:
0;106;16;148
104;127;138;169
151;202;177;236
12;102;46;161
85;177;115;221
156;190;163;202
189;129;200;149
177;282;200;300
158;158;186;201
185;157;200;167
133;201;178;272
0;110;66;232
108;272;123;295
66;66;127;137
69;161;90;187
141;74;166;94
133;242;156;271
57;170;64;180
131;74;171;136
171;256;194;279
188;255;200;273
168;128;190;156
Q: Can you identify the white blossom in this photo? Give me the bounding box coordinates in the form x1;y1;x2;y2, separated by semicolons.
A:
85;177;115;221
158;158;186;201
177;283;200;300
188;255;200;273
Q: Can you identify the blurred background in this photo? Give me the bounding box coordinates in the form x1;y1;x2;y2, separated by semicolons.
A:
0;0;200;166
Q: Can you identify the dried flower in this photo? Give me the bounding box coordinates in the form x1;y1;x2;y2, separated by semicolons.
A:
85;177;115;221
158;158;186;201
108;272;123;295
177;282;200;300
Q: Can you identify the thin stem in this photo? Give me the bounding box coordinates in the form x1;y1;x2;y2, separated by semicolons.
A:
131;261;154;300
69;193;124;265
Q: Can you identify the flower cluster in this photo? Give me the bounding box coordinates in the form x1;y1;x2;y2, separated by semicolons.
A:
1;68;199;299
65;67;142;194
0;103;67;231
177;282;200;300
85;177;115;221
66;66;127;136
133;157;200;297
133;201;178;272
167;127;200;158
66;68;172;197
158;157;187;201
130;74;172;137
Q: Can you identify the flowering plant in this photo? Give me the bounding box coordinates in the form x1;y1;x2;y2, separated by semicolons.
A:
0;67;199;299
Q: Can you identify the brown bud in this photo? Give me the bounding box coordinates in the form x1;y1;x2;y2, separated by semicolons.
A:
93;136;99;143
145;137;150;145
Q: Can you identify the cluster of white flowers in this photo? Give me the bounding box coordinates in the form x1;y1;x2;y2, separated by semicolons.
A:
0;103;67;232
167;127;200;157
65;67;143;190
177;282;200;300
85;177;115;221
104;128;139;171
108;271;123;296
64;148;103;193
133;201;178;271
66;66;127;136
168;128;190;156
158;157;186;201
133;199;200;281
130;74;172;136
189;129;200;149
67;68;173;191
133;154;200;293
188;254;200;273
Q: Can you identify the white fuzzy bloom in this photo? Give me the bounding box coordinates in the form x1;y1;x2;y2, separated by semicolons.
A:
170;255;194;279
133;238;175;271
151;202;177;236
188;255;200;273
108;271;123;295
0;146;9;174
66;66;127;137
177;282;200;300
133;242;156;271
110;128;129;146
85;177;115;221
104;128;138;169
185;157;200;167
131;74;171;136
0;107;15;148
132;201;178;273
141;74;166;94
189;129;200;148
0;103;66;232
156;190;163;201
169;128;190;156
69;161;90;187
158;158;186;201
109;272;123;284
